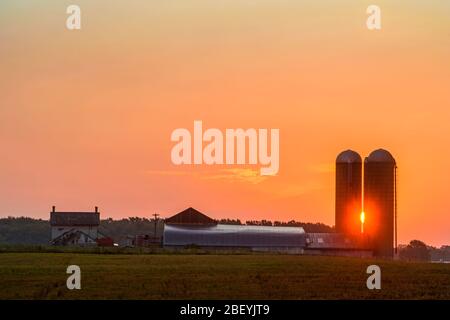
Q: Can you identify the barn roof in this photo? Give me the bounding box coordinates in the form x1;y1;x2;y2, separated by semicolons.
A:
50;211;100;226
165;207;217;225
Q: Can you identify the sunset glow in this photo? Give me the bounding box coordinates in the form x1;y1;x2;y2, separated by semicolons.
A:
0;0;449;246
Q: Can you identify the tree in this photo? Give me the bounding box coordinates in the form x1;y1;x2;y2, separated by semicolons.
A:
399;240;431;261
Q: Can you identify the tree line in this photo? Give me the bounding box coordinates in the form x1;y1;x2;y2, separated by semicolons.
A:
219;218;335;233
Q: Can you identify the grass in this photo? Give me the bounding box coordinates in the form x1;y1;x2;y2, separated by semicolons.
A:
0;252;449;299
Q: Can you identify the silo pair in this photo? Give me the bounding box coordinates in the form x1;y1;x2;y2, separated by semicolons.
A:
335;149;397;258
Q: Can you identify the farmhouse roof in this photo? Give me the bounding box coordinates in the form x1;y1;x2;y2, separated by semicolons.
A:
50;209;100;227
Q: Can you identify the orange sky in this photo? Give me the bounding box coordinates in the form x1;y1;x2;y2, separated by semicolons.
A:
0;1;449;246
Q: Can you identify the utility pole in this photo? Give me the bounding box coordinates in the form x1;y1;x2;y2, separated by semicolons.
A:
152;213;160;237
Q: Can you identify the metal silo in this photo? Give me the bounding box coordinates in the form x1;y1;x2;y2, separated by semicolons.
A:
335;150;362;236
364;149;397;258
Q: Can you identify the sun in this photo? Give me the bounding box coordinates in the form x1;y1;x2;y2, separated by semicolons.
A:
360;211;365;233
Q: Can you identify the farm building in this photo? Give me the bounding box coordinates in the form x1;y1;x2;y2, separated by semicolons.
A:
304;233;372;257
50;206;112;246
164;223;306;253
164;207;307;253
163;207;371;256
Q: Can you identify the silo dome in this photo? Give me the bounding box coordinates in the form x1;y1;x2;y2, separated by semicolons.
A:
336;150;362;163
366;149;396;163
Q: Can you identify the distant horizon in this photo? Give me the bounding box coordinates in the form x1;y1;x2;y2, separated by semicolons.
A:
1;209;448;247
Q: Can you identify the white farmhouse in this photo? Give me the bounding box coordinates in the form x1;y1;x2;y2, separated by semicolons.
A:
50;206;100;246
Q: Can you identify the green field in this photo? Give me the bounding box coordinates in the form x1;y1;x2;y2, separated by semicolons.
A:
0;252;449;299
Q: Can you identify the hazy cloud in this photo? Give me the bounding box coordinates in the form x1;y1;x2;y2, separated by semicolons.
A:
145;168;267;184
